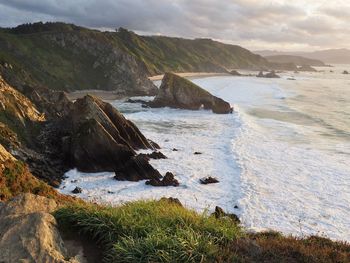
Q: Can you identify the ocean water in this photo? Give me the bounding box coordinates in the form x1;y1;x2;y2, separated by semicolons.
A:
60;65;350;241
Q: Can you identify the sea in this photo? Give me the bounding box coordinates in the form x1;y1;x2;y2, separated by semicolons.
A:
59;65;350;241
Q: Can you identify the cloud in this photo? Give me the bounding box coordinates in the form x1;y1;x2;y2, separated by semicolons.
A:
0;0;349;51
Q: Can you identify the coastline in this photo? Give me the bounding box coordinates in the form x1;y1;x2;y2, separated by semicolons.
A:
67;72;231;101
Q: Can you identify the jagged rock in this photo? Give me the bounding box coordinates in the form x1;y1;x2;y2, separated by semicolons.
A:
138;151;167;160
172;148;179;151
0;194;78;263
212;206;240;224
65;95;158;175
146;172;179;187
147;73;232;114
114;155;162;181
72;187;82;194
200;176;219;184
257;71;280;78
343;70;349;74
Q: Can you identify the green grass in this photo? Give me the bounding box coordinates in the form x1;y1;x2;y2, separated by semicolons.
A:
54;199;242;262
54;200;350;263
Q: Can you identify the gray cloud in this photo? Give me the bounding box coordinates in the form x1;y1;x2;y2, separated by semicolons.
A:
0;0;348;51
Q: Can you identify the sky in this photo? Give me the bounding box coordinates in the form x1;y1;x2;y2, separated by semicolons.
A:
0;0;349;51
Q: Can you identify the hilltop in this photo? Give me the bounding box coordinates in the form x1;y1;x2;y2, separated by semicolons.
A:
0;22;284;96
264;55;326;67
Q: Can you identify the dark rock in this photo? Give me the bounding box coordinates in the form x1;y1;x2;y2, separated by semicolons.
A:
343;70;349;74
147;73;232;114
200;177;219;184
257;71;280;78
72;187;82;194
107;191;115;194
139;151;167;160
160;197;183;207
212;206;240;224
230;70;242;76
66;95;158;173
172;148;178;151
234;205;239;209
146;172;179;187
114;155;162;182
194;151;202;155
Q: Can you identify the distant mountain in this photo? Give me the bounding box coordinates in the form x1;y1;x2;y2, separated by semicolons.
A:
264;55;326;66
255;49;350;64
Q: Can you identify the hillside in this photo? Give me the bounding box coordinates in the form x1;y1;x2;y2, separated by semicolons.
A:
0;22;274;95
256;49;350;64
264;55;326;66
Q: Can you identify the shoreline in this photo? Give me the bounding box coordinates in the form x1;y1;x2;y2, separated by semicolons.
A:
66;72;231;101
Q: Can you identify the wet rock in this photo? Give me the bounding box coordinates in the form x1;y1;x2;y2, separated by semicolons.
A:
298;65;317;72
147;72;232;114
212;206;240;224
114;155;162;182
343;70;349;74
172;148;178;151
72;187;82;194
234;205;239;209
200;176;219;184
126;98;148;104
146;172;179;187
138;151;167;160
194;151;202;155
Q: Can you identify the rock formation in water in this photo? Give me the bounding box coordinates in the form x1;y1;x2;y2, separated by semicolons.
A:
148;73;232;114
298;65;317;72
257;71;280;78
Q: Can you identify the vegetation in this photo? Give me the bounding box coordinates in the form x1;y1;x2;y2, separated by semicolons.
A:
0;160;58;201
0;22;269;93
54;200;350;263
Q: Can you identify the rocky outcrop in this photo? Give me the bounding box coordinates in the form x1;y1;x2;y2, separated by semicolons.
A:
257;71;280;78
148;73;232;114
145;172;179;187
343;70;349;74
200;176;219;184
0;194;79;263
62;95;161;182
212;206;240;224
230;70;242;76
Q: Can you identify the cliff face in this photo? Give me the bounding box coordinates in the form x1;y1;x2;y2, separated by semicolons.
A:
0;22;276;97
0;23;158;95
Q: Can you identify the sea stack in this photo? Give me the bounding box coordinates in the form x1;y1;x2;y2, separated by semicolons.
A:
148;72;232;114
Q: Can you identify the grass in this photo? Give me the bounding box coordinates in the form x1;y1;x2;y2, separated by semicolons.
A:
54;199;242;262
54;200;350;263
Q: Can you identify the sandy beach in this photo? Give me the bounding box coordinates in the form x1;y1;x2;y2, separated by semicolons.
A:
67;72;231;101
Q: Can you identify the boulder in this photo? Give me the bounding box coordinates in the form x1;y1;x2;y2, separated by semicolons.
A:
64;95;161;181
114;155;162;181
146;172;179;187
212;206;240;224
343;70;349;74
72;187;82;194
0;194;78;263
200;176;219;184
138;151;167;160
147;73;232;114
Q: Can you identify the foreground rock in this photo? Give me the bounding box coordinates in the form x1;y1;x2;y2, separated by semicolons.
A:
146;172;179;187
63;95;161;182
0;194;79;262
147;73;232;114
